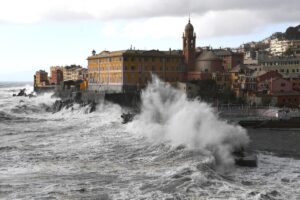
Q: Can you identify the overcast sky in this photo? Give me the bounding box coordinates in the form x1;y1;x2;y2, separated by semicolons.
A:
0;0;299;81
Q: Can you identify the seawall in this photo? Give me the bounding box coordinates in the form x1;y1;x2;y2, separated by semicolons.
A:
53;88;141;109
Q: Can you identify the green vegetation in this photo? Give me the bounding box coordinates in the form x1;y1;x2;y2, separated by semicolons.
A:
284;47;294;56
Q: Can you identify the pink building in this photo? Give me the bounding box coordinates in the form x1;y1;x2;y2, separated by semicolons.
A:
257;70;282;83
269;78;293;94
257;71;284;93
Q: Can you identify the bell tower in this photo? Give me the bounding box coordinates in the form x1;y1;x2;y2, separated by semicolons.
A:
183;17;196;72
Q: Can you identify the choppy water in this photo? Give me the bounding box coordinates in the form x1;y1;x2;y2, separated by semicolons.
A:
0;81;299;200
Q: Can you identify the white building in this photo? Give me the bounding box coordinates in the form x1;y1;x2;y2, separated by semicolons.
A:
270;38;300;56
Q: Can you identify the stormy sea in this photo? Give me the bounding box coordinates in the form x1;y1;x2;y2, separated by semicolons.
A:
0;80;299;200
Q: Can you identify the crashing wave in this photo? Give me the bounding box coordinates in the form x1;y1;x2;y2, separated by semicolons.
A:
128;75;249;170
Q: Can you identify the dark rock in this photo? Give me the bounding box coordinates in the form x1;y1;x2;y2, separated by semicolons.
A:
121;112;135;124
247;191;259;196
241;181;253;186
281;178;290;183
78;188;86;193
89;101;96;113
28;93;37;98
13;88;27;97
52;100;64;113
269;190;280;197
234;154;257;167
50;96;97;114
13;89;37;98
233;147;257;167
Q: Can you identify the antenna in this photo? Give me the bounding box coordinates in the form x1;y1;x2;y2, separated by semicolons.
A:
188;12;191;23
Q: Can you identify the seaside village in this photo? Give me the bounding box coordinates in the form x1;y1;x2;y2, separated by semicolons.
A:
34;19;300;107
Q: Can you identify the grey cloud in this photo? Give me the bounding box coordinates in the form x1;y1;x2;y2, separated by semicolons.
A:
101;0;300;20
1;0;299;39
36;0;299;22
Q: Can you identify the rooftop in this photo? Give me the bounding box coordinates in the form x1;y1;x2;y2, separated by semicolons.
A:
196;50;221;61
88;49;183;59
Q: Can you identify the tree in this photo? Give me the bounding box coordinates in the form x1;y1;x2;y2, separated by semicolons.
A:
284;47;294;56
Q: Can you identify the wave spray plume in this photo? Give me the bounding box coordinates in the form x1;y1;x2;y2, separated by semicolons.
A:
129;76;249;169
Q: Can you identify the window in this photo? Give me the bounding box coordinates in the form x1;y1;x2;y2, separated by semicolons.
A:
131;66;135;71
131;57;135;61
281;83;286;87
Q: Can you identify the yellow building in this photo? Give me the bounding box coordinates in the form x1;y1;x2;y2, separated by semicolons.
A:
87;49;185;92
63;65;82;81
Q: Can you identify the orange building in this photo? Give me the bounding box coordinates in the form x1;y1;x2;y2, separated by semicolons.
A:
87;49;185;92
34;70;49;87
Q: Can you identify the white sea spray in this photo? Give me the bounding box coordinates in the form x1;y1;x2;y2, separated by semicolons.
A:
129;76;249;169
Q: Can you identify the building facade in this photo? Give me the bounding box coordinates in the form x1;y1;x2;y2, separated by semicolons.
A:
87;50;185;92
269;78;293;94
260;57;300;75
213;49;244;70
270;38;300;56
34;70;49;87
63;65;82;81
50;66;63;85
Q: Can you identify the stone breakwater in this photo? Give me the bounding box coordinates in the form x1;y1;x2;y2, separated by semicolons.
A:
53;89;140;108
46;88;140;113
